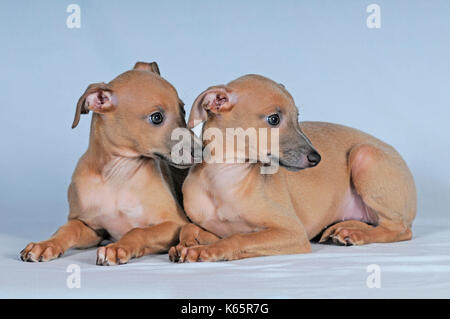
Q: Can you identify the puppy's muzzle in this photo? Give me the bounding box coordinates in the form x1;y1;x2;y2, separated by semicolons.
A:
278;143;321;171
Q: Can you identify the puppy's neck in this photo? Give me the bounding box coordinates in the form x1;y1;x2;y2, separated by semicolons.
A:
84;115;149;183
202;163;255;188
102;156;148;185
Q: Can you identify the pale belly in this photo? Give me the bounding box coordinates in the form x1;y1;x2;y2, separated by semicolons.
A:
300;185;379;239
336;186;378;225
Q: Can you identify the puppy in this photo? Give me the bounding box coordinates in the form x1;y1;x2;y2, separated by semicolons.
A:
169;74;416;262
20;62;191;265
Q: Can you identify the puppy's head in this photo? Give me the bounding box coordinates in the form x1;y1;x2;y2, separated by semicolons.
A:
189;74;320;171
72;62;190;167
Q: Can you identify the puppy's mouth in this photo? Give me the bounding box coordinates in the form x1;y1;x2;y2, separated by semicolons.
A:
265;153;304;172
152;152;193;168
278;159;305;172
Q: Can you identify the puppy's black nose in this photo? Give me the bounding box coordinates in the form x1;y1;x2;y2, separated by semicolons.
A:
307;151;321;167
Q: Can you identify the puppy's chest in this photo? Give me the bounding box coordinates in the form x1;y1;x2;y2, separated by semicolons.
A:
186;166;261;238
82;183;149;239
75;163;157;240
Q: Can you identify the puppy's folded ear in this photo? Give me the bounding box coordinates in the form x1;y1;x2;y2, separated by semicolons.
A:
187;86;237;129
133;61;160;75
72;82;114;129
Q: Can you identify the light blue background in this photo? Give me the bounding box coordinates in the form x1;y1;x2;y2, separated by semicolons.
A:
0;0;449;240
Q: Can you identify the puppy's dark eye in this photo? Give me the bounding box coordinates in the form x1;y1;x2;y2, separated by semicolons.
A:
266;114;280;126
149;112;164;125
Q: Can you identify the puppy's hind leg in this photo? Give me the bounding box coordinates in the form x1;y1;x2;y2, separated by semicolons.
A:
320;143;416;245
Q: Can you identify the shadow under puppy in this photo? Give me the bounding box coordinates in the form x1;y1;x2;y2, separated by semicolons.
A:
169;74;417;263
20;62;191;265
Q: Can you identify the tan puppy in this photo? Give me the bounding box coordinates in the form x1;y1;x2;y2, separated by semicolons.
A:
169;74;416;263
20;62;191;265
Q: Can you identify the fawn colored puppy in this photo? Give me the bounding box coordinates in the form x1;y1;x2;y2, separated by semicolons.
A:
21;62;191;265
169;74;416;262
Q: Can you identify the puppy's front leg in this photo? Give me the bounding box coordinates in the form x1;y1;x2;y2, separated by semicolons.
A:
178;227;311;263
96;221;183;266
20;219;102;262
179;223;221;246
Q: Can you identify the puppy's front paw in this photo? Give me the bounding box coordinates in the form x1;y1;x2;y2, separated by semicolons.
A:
170;245;227;263
96;244;132;266
169;243;193;263
20;241;63;262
